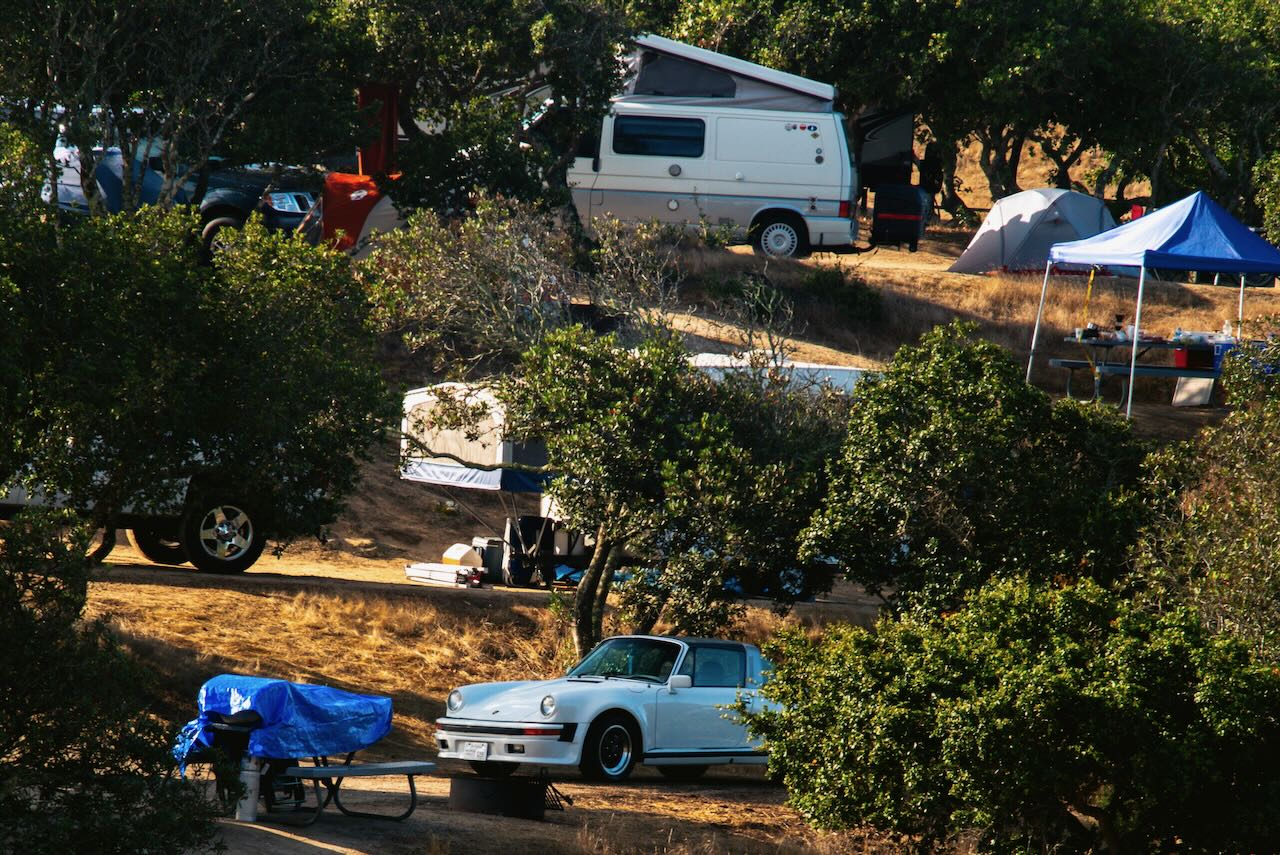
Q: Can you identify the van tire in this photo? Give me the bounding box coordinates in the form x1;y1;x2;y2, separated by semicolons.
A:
752;213;809;259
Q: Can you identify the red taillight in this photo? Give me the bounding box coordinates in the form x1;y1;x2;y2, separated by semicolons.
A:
839;200;851;219
521;727;560;736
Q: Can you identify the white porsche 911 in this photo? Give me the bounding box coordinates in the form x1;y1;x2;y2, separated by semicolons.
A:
435;635;771;782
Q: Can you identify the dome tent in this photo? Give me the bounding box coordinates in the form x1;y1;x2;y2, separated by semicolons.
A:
949;188;1116;274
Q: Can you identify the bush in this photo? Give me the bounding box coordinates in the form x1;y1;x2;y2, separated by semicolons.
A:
797;266;882;325
802;322;1147;611
0;510;220;853
749;577;1280;852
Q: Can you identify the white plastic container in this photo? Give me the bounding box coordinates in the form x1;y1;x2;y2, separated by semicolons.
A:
235;756;261;822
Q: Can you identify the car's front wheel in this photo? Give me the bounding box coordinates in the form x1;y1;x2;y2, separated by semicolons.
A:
469;761;519;778
579;712;639;782
180;497;265;574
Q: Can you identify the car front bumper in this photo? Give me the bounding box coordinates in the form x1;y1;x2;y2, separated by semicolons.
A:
435;717;581;766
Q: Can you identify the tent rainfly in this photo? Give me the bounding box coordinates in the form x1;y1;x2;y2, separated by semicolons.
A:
949;188;1116;274
1027;191;1280;418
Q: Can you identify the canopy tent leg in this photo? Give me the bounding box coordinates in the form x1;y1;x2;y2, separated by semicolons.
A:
1026;260;1054;383
1238;274;1246;335
1125;267;1148;419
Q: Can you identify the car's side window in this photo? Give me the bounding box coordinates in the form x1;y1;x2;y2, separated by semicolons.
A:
612;116;705;158
683;645;745;688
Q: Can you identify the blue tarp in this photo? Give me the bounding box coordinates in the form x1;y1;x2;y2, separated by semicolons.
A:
173;675;392;766
1049;191;1280;274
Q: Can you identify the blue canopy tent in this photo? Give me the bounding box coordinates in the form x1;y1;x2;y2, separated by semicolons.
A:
1027;191;1280;417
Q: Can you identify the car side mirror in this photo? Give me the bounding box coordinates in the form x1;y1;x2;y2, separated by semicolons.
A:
668;675;692;691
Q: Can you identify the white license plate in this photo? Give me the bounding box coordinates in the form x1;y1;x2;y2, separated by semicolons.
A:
462;741;489;760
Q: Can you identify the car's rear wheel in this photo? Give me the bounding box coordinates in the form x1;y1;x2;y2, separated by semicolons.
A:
469;761;519;778
657;764;708;782
130;523;188;566
579;712;639;782
180;497;265;574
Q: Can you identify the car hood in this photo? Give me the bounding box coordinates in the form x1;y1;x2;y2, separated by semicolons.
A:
459;676;650;722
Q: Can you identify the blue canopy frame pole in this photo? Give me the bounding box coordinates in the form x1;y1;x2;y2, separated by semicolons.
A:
1026;260;1054;383
1125;267;1148;419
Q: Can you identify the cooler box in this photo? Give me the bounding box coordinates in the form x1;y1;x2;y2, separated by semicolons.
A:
1213;342;1237;371
871;184;929;251
1174;346;1215;369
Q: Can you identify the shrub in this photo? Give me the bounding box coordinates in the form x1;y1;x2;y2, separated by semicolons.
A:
802;322;1147;611
798;266;882;325
0;510;221;853
749;577;1280;852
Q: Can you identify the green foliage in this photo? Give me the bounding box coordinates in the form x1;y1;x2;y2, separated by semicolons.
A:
1257;151;1280;240
797;266;881;325
1135;336;1280;664
3;201;390;541
0;510;221;853
749;577;1280;852
501;325;844;648
803;323;1147;611
363;0;630;212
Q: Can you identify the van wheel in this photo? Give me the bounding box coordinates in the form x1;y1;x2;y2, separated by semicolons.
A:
752;214;809;258
180;497;265;574
130;524;188;566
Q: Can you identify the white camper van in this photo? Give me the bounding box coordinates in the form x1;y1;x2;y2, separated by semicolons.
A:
569;35;857;258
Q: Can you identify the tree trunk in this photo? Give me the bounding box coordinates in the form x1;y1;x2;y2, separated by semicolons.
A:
1093;158;1120;200
938;138;978;226
572;526;612;657
590;548;624;646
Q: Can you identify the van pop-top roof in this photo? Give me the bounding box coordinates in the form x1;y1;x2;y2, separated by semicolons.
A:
619;34;837;113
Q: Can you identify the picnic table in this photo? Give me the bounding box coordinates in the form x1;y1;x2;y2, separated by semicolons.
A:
1048;336;1226;403
174;674;436;825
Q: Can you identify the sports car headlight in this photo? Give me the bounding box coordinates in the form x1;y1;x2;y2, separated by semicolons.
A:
540;694;556;717
447;689;464;712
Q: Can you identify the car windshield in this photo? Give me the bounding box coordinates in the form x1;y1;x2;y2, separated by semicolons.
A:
568;637;682;684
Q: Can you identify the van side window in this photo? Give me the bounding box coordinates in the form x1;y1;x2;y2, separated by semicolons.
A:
612;116;705;158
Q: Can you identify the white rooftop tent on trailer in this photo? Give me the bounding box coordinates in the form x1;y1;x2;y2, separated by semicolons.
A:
949;188;1116;274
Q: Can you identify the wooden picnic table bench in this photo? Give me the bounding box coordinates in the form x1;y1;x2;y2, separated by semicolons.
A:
1049;358;1219;401
270;755;437;826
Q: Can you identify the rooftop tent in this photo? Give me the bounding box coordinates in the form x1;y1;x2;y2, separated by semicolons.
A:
1027;190;1280;417
619;34;836;112
400;384;547;493
949;188;1116;274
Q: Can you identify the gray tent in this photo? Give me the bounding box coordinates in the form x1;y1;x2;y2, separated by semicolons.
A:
950;188;1116;274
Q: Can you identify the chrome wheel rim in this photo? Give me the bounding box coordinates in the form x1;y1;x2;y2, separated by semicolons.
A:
598;724;632;777
760;222;799;257
197;504;253;561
